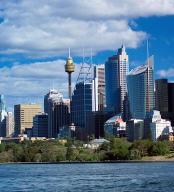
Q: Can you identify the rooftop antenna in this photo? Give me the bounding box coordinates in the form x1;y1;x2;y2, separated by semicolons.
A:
146;38;150;112
52;80;55;90
68;48;71;58
146;39;149;67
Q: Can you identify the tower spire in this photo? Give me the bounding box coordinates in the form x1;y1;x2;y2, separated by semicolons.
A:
65;49;75;100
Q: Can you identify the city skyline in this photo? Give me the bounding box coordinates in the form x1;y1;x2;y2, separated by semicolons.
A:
0;1;174;111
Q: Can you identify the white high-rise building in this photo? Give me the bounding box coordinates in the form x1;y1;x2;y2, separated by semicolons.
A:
94;65;105;111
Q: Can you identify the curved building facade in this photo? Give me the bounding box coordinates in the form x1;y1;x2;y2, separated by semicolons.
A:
127;56;154;119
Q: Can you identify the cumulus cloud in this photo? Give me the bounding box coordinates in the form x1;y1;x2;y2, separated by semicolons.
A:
0;0;174;108
0;59;81;98
156;68;174;78
0;0;174;56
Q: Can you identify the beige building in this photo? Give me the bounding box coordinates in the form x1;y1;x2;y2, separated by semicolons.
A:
14;104;41;135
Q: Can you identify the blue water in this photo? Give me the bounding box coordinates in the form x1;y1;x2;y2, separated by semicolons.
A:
0;163;174;191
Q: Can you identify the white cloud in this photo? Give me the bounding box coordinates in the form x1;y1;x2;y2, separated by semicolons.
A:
0;59;81;98
156;68;174;78
0;0;174;56
0;0;174;109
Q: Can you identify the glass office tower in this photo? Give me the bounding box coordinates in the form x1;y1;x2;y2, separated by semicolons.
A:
71;77;98;128
127;56;154;119
105;45;129;114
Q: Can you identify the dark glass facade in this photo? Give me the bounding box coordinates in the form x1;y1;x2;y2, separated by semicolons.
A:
48;101;70;138
127;56;154;119
33;113;48;137
71;82;93;130
155;79;168;112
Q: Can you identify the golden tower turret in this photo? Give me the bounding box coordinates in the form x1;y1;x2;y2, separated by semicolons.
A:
65;49;75;100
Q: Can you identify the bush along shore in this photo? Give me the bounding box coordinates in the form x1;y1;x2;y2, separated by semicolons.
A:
0;138;174;163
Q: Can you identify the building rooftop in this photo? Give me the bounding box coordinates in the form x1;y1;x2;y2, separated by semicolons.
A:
128;64;148;76
105;114;123;124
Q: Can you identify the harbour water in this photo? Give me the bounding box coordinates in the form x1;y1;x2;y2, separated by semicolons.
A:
0;163;174;192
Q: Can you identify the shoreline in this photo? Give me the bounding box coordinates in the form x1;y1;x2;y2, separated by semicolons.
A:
1;159;174;165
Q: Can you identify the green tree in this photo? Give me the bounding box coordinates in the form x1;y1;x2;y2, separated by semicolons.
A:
66;146;79;161
108;138;130;160
131;140;153;157
129;149;141;160
0;143;5;153
0;150;14;163
149;141;170;156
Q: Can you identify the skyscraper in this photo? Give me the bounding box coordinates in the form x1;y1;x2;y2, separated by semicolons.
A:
127;56;154;119
0;95;7;121
155;79;174;126
94;65;105;111
155;79;168;113
168;83;174;126
105;45;129;114
14;104;41;135
47;90;70;138
0;95;7;137
71;81;95;129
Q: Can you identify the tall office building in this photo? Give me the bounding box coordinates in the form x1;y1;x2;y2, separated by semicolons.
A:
127;56;154;119
168;83;174;126
155;79;168;112
155;80;174;126
168;83;174;114
44;89;64;113
71;81;97;130
105;45;129;114
14;104;41;135
0;95;7;121
94;65;105;111
5;112;14;137
47;90;70;138
0;95;7;137
33;113;48;137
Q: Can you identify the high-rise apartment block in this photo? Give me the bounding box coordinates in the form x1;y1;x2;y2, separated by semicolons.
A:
105;45;129;114
14;104;41;135
127;56;154;119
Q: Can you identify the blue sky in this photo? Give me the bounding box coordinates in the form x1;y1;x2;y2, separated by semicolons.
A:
0;0;174;111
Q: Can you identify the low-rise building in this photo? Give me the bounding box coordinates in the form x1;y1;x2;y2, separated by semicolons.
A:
127;119;144;142
149;111;173;141
104;114;126;138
